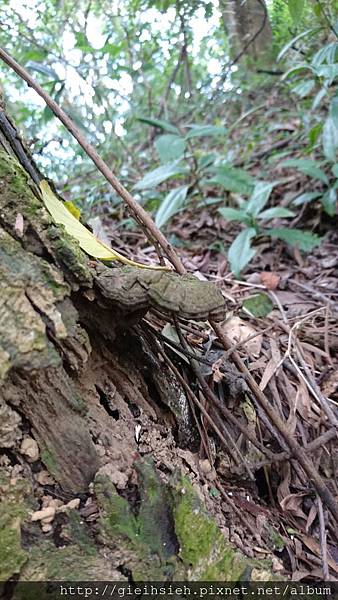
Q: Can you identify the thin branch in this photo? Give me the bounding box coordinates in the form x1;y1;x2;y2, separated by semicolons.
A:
211;321;338;523
317;494;330;580
0;47;185;274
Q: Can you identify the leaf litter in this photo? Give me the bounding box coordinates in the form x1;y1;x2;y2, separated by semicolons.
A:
80;164;338;581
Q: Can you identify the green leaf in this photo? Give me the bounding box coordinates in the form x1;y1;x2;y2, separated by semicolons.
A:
277;28;322;62
312;88;327;110
332;164;338;178
246;181;275;217
267;228;322;251
42;105;54;123
75;32;93;52
292;192;322;206
102;42;123;58
316;64;338;83
137;116;179;134
242;293;274;318
288;0;304;22
218;207;251;223
210;165;255;195
185;125;226;139
308;123;323;146
228;228;256;276
322;188;337;216
322;117;338;161
197;153;217;171
134;162;187;190
155;186;189;228
322;98;338;161
312;43;337;67
281;159;329;184
155;134;186;163
258;207;294;219
282;64;313;80
292;80;315;98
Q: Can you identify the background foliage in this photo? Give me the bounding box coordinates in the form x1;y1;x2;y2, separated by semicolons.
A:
0;0;337;274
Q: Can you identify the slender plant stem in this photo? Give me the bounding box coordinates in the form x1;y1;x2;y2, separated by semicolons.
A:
0;47;186;274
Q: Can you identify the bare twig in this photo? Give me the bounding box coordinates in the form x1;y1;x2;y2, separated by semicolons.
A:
277;313;338;426
317;494;330;580
172;315;255;480
253;428;338;469
211;321;338;523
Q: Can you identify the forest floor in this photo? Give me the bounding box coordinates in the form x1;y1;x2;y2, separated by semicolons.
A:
3;85;337;583
83;119;338;580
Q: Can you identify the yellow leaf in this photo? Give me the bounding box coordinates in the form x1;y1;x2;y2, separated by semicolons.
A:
64;200;81;220
40;181;168;270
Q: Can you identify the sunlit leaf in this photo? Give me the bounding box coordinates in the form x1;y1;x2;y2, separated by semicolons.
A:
312;88;327;110
316;64;338;84
312;43;337;67
40;181;166;269
292;79;315;97
322;117;338;161
155;186;189;228
228;228;256;276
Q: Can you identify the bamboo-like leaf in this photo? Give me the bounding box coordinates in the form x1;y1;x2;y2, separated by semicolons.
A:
40;181;168;270
228;228;256;276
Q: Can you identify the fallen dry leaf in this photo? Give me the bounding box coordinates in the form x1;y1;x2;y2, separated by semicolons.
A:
222;316;262;357
280;492;308;520
212;357;224;383
260;271;280;290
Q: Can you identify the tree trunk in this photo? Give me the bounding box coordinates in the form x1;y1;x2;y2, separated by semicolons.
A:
219;0;273;63
0;108;267;586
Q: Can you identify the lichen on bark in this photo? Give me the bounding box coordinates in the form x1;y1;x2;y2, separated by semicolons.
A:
94;458;257;581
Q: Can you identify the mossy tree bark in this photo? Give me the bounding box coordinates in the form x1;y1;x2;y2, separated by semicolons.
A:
0;121;269;585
